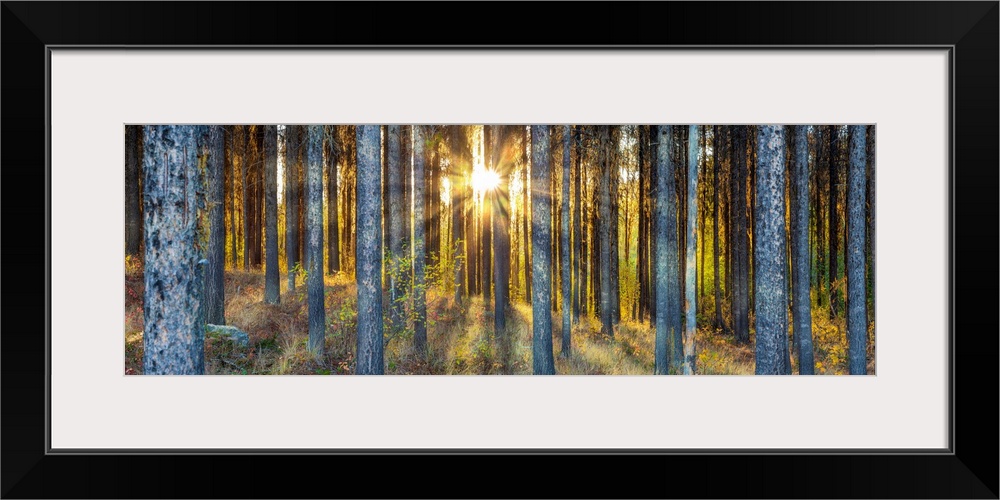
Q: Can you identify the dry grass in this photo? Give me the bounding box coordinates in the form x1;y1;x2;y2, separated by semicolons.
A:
125;267;875;375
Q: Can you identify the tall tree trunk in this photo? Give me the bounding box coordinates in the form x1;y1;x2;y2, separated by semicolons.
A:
847;125;869;375
649;134;659;327
598;126;613;338
654;125;677;374
402;126;412;284
573;126;583;320
609;127;620;327
828;125;840;317
355;125;384;375
637;125;648;323
671;126;684;369
815;126;827;307
865;125;875;325
252;126;264;269
241;126;249;270
493;127;511;336
387;125;405;331
791;126;813;374
560;125;572;355
467;161;477;296
305;126;325;360
412;125;428;356
753;126;790;375
125;125;143;257
327;126;340;275
521;126;532;301
732;126;751;345
482;129;493;305
699;126;707;309
683;125;700;375
205;126;227;322
285;125;300;290
713;126;724;330
142;125;206;375
263;126;280;304
452;143;466;304
345;127;356;274
531;125;555;375
227;127;236;268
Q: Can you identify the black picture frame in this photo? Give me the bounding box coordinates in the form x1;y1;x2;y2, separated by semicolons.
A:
3;2;996;498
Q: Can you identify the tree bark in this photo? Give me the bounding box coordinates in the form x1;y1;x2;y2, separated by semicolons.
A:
573;126;583;320
531;125;555;375
355;125;384;375
412;125;428;356
683;125;699;375
847;125;869;375
326;126;340;275
493;126;511;336
791;126;813;374
305;126;325;360
285;125;301;290
125;125;143;257
731;126;751;345
598;126;613;338
263;126;280;305
205;126;227;321
828;125;840;317
387;125;405;331
654;125;677;374
560;125;572;355
713;126;724;330
142;125;207;375
753;126;790;375
521;126;532;301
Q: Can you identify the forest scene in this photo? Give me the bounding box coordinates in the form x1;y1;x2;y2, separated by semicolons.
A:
125;124;875;375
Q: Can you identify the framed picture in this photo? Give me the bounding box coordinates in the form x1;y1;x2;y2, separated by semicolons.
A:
5;2;996;498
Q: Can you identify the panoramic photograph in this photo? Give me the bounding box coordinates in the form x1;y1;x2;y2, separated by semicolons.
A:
125;124;875;375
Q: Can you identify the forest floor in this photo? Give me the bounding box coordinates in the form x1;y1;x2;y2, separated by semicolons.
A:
125;268;873;375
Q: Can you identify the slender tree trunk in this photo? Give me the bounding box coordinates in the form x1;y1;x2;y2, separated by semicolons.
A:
560;125;572;355
125;125;143;257
753;126;790;375
637;125;648;323
610;127;620;327
467;161;477;296
412;125;428;356
452;145;465;304
847;125;869;375
241;126;250;270
699;126;707;309
387;125;405;331
355;125;384;375
227;127;236;268
305;126;325;360
649;134;659;327
671;126;684;369
791;126;813;374
522;126;532;301
683;125;700;375
573;126;583;320
828;125;840;317
263;126;280;305
598;126;613;338
815;126;827;307
285;125;300;290
142;125;207;375
531;125;555;375
482;136;493;305
327;126;340;275
713;126;724;330
205;126;227;322
493;127;511;337
732;126;751;345
654;125;676;374
402;126;412;290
